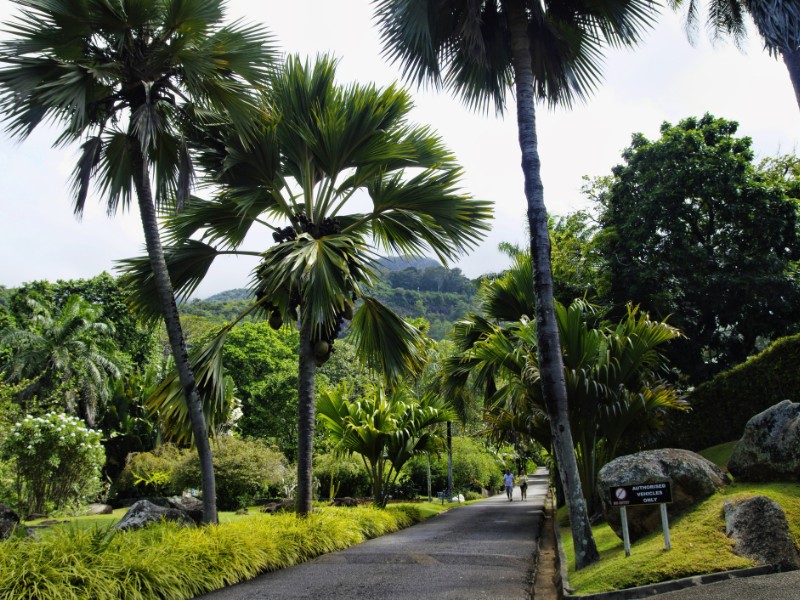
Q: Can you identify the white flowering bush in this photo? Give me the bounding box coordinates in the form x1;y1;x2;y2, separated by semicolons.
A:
0;413;105;514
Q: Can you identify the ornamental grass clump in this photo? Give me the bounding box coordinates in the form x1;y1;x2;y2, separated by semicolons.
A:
0;504;425;599
1;412;105;514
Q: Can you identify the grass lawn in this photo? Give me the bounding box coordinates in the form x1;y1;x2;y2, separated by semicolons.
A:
559;482;800;595
697;440;739;468
21;499;455;532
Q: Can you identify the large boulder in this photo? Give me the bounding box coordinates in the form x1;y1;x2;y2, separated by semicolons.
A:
728;400;800;482
0;504;20;540
597;449;729;542
724;496;800;571
114;499;196;532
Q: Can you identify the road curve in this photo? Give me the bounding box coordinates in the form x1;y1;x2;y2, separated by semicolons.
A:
196;469;549;600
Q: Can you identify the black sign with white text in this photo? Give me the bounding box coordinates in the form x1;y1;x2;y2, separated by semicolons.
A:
609;482;672;506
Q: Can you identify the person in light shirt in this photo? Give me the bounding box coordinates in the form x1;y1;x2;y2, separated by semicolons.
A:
503;469;515;501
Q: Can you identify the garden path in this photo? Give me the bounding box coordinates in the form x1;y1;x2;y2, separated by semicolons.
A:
196;469;550;599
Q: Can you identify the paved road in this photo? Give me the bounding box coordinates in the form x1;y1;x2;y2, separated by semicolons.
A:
197;469;549;600
652;570;800;600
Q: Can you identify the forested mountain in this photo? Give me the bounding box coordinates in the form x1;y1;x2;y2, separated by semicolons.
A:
183;259;480;339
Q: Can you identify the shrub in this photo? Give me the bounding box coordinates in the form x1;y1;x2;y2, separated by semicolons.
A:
660;333;800;450
0;504;424;599
174;437;288;510
313;453;371;499
0;412;105;513
406;437;503;494
114;444;189;500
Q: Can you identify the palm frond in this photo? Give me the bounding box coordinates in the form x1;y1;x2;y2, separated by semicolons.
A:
349;297;425;382
118;240;222;323
145;326;230;446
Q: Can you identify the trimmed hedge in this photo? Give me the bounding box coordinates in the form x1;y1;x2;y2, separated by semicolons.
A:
661;333;800;450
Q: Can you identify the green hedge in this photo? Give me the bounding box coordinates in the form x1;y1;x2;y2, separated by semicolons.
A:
0;505;423;599
662;333;800;450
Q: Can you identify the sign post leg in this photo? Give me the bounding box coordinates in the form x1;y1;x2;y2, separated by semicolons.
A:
660;503;671;551
620;506;631;557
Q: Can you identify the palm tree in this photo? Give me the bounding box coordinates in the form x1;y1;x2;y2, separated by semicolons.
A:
2;295;124;426
122;55;493;515
0;0;276;523
373;0;659;567
444;251;686;512
317;383;454;507
671;0;800;108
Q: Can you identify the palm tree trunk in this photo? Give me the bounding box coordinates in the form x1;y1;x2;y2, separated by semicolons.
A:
446;420;453;500
783;48;800;110
505;0;598;569
296;310;317;515
131;144;217;524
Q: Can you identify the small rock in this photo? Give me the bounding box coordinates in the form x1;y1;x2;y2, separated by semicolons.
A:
86;503;113;516
260;499;294;514
728;400;800;482
0;504;20;540
114;500;195;531
724;496;800;570
331;497;358;507
24;513;49;521
167;495;204;525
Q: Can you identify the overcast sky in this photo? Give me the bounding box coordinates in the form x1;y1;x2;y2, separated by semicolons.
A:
1;0;799;298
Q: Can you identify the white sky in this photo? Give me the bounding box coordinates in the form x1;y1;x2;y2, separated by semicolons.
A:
1;0;799;298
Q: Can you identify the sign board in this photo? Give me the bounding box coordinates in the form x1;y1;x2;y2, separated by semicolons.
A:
609;482;672;507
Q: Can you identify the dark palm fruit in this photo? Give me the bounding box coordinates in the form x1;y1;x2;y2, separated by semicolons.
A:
313;340;330;357
269;311;283;330
342;302;354;320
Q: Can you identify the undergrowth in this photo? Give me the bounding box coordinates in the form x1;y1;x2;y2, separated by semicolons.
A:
0;504;429;599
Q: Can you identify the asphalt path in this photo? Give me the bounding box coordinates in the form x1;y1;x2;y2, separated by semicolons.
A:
197;469;549;600
652;570;800;600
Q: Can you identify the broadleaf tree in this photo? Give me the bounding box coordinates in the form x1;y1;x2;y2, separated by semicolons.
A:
592;114;800;382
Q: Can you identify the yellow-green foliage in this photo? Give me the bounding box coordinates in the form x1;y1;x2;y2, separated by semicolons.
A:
0;504;424;599
561;483;800;595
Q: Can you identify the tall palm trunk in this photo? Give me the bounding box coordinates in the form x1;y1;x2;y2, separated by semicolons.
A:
296;309;317;515
783;48;800;110
446;420;453;500
505;0;598;569
131;144;218;524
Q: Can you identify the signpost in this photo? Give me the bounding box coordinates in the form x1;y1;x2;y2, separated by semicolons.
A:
608;482;673;557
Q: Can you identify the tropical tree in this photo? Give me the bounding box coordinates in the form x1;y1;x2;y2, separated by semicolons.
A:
2;295;124;427
671;0;800;109
592;114;800;382
122;55;492;515
317;383;454;507
373;0;660;568
443;251;686;511
0;0;276;523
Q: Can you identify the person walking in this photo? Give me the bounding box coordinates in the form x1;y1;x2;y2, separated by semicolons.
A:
503;469;515;501
519;471;528;501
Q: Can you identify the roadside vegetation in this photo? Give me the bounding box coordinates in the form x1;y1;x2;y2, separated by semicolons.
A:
1;503;444;599
1;0;800;596
559;482;800;594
